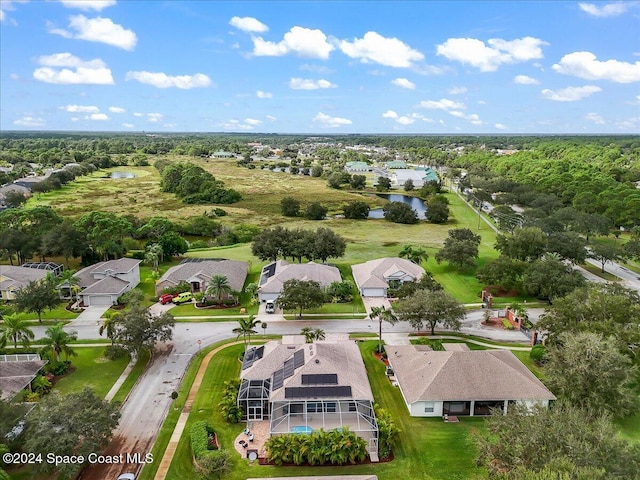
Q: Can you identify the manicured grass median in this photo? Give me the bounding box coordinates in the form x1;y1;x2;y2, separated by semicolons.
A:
110;350;151;404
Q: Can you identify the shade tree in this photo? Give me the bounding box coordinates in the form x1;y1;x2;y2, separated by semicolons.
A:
276;279;326;318
435;228;481;271
394;289;465;335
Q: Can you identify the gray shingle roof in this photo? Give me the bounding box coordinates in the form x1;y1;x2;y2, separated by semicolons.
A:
80;276;129;295
74;258;141;289
158;259;248;292
0;360;47;399
259;262;341;294
351;257;424;291
242;339;373;402
388;346;555;403
0;266;48;291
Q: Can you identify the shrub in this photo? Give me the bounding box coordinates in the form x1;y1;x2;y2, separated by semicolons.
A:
24;392;40;402
218;379;242;423
265;429;367;466
375;404;401;459
502;319;514;330
530;344;546;364
171;391;178;400
190;421;210;459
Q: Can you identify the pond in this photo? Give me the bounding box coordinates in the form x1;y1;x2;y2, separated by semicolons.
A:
368;194;427;219
110;171;137;179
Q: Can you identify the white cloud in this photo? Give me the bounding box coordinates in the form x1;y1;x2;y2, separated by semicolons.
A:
300;63;333;74
33;53;114;85
86;113;109;120
62;104;99;113
396;116;415;125
256;90;273;99
449;111;483;124
244;118;262;125
541;85;602;101
266;115;277;121
578;2;630;17
133;112;144;117
552;51;640;83
229;16;268;33
382;110;398;119
495;123;507;130
48;15;137;50
312;112;352;128
448;86;467;94
147;113;163;122
391;78;415;89
514;74;540;85
339;31;424;68
13;115;45;127
125;71;211;89
585;112;605;124
122;123;134;128
418;98;466;110
221;119;255;131
253;26;334;59
436;36;547;72
59;1;117;11
288;78;336;90
108;106;125;113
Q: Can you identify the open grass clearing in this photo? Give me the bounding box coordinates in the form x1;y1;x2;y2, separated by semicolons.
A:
51;347;130;398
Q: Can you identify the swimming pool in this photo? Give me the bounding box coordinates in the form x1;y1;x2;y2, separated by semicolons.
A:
290;426;313;434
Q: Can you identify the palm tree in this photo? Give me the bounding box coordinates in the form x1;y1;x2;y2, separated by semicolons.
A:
369;305;398;354
58;269;80;302
206;275;232;305
41;323;78;363
0;313;35;349
145;243;163;272
232;315;259;348
399;244;429;265
300;327;325;343
99;313;121;346
31;375;52;395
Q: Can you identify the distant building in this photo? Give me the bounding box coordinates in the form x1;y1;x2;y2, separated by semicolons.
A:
383;160;407;169
211;151;235;158
344;161;371;172
390;168;439;188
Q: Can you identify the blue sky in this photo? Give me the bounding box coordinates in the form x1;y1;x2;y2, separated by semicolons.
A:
1;0;638;134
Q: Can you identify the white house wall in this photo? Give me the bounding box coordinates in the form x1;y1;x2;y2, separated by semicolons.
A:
409;401;444;417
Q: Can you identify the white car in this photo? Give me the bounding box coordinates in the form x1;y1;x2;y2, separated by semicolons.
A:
117;474;135;480
265;301;275;314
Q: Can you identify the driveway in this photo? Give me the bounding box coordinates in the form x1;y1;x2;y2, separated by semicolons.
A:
362;297;391;316
67;305;110;327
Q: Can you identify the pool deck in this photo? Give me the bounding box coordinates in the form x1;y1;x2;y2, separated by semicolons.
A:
234;420;270;460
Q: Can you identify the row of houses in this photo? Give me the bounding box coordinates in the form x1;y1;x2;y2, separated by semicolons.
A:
236;334;555;460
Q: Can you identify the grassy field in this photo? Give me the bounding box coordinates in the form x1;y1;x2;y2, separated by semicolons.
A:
23;159;530;304
153;340;486;480
51;347;130;398
1;303;80;322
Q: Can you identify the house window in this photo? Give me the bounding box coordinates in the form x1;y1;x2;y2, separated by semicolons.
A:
307;402;322;413
325;402;336;413
424;402;435;413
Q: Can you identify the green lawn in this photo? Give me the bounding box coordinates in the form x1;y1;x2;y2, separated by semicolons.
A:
151;340;486;480
7;303;80;322
52;347;130;398
617;412;640;443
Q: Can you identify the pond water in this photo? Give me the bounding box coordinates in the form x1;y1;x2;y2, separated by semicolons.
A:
110;171;137;179
368;194;427;219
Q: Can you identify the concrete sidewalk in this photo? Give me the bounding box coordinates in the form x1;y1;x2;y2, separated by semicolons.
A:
104;358;136;402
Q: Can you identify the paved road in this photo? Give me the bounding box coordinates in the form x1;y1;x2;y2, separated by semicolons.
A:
36;311;531;478
585;258;640;293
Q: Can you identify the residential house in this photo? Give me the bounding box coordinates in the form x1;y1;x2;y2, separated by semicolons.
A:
258;260;342;303
238;335;379;460
69;258;141;306
155;258;248;296
390;168;439;189
351;257;424;297
0;353;48;400
387;344;555;417
0;266;49;300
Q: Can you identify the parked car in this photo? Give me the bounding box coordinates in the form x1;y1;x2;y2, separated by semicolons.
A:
117;474;135;480
159;293;176;304
172;292;193;304
265;300;275;314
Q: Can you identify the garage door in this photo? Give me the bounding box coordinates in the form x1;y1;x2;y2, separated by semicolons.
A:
86;295;113;306
363;288;386;297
